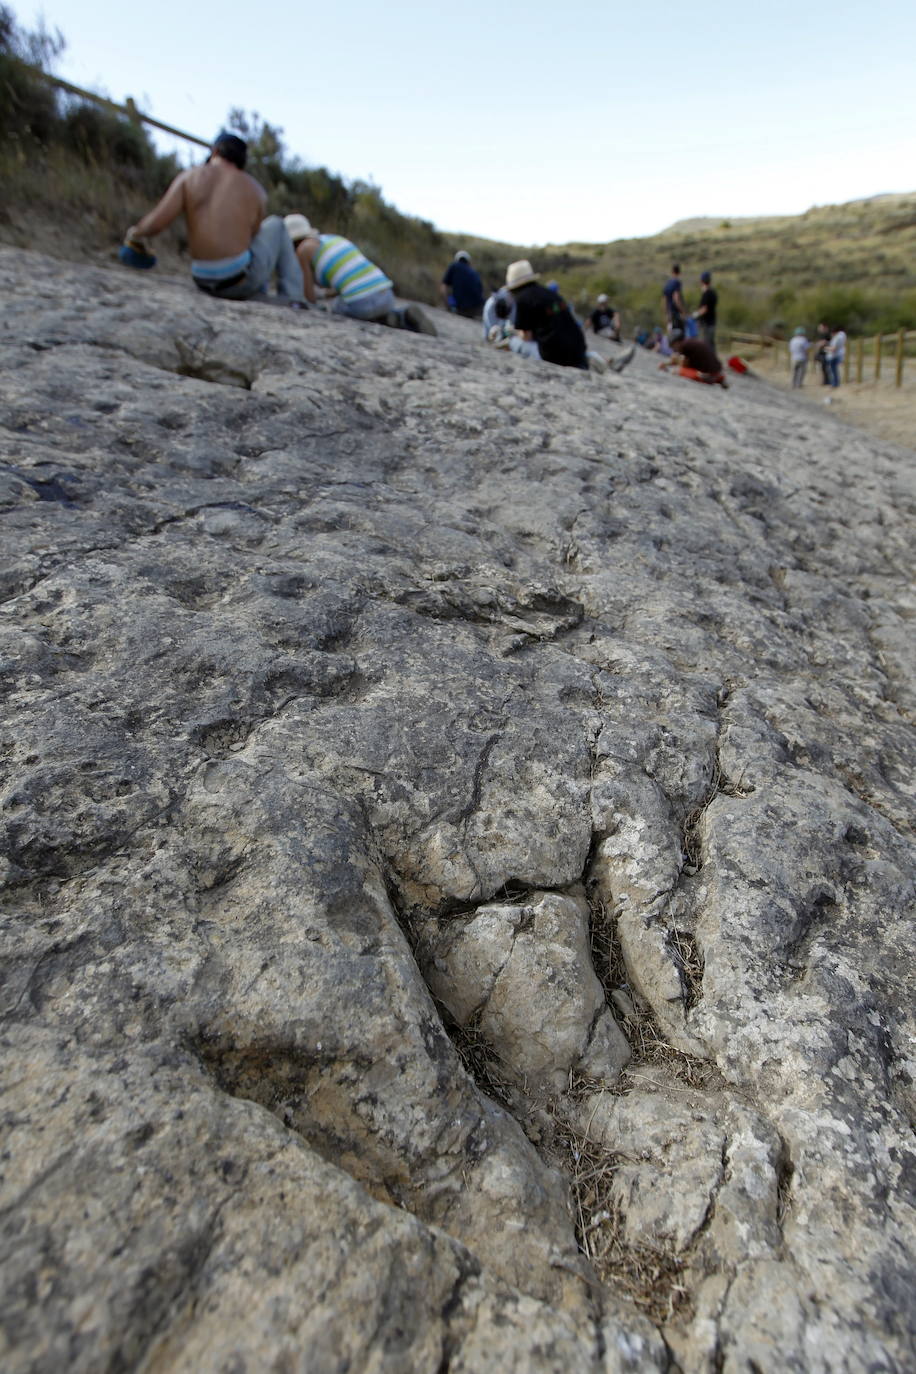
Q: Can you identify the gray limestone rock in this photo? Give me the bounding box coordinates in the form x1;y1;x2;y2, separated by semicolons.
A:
421;888;631;1092
0;247;914;1372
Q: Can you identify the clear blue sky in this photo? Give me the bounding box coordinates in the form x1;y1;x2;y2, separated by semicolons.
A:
26;0;916;245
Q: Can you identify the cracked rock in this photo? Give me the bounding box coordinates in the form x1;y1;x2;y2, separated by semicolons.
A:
422;888;631;1092
1;247;914;1373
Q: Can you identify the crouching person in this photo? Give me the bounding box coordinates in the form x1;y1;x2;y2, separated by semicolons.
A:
659;330;728;386
122;131;306;306
284;215;436;335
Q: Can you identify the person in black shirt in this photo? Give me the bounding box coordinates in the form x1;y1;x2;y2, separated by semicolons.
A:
585;293;621;341
505;259;588;370
693;270;718;350
814;322;832;385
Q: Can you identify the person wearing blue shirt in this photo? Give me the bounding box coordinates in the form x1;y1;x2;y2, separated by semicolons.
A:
662;264;687;333
441;250;485;318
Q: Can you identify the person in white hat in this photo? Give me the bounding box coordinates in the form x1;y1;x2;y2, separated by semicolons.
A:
284;214;435;334
585;293;621;342
503;260;588;370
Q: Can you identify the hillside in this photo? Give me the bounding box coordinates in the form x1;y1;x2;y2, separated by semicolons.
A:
538;191;916;334
1;245;914;1373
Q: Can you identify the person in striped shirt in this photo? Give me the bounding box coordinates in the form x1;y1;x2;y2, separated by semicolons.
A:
284;215;436;335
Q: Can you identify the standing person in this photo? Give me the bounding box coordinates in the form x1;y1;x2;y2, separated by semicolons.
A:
284;214;436;333
825;325;846;388
658;330;727;386
122;131;306;306
585;294;622;341
789;327;810;388
814;322;832;384
693;270;718;350
440;251;485;318
662;264;687;333
504;260;588;370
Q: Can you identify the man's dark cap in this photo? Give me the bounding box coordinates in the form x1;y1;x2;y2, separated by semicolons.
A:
701;271;712;282
212;131;248;169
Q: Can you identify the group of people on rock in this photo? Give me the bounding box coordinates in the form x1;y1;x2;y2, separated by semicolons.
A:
657;264;727;385
661;264;718;348
125;128;837;400
120;128;729;390
122;130;436;335
466;255;727;387
469;260;635;376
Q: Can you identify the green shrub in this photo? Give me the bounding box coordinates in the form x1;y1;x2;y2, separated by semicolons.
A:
61;102;150;169
0;5;61;145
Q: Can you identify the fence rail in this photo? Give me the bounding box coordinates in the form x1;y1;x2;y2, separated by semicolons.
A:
28;66;210;149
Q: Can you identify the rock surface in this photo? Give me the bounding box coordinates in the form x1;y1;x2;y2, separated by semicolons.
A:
0;247;913;1372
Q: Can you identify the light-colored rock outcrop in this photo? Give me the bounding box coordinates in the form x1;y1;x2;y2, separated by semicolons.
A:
0;248;913;1372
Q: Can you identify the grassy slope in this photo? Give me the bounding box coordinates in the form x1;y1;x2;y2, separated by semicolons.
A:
522;193;916;334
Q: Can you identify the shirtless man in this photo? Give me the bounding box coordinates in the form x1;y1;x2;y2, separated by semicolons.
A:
124;131;305;304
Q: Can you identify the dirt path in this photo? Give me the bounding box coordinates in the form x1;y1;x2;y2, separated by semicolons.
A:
761;353;916;451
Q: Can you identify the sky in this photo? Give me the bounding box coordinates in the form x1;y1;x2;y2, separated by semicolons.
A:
22;0;916;246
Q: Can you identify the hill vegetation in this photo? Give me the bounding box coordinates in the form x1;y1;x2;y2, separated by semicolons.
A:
3;2;916;338
550;195;916;336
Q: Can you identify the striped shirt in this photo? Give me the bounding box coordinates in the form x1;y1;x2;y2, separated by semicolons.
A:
312;235;391;300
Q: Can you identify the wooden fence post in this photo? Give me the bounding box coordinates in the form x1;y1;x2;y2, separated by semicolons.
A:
875;333;882;381
856;336;863;383
896;330;905;388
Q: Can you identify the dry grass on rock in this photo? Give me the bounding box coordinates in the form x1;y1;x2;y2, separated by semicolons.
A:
546;1111;693;1325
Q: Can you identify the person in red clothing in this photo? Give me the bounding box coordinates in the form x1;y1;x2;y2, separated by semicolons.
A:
658;330;728;387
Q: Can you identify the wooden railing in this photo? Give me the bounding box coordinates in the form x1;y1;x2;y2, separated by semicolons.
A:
722;329;916;388
27;65;210;149
846;330;916;387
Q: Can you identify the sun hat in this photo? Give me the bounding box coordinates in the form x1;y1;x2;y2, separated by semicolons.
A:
793;325;807;335
505;259;539;290
597;293;608;304
284;213;318;243
455;249;471;262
